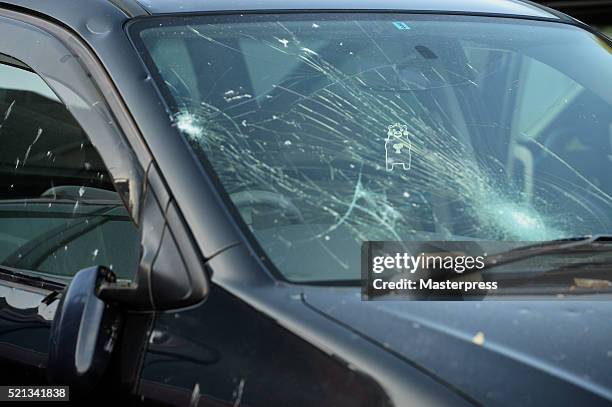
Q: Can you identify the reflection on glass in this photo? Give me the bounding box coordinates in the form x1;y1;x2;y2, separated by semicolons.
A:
134;15;612;282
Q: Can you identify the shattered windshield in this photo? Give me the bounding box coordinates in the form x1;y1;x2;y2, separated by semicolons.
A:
132;14;612;282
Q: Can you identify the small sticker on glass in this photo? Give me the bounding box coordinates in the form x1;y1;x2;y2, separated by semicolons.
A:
392;22;411;30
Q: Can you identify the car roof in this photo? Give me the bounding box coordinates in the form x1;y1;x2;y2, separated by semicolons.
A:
0;0;562;21
133;0;559;18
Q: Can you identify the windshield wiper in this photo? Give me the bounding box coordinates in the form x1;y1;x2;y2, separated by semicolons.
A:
482;235;612;271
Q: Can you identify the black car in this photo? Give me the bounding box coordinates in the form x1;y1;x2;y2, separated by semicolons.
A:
1;0;612;405
536;0;612;35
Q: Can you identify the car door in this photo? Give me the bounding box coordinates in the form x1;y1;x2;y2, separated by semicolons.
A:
0;55;140;382
0;11;148;395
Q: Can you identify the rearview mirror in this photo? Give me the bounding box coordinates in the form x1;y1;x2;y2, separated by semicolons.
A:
47;266;121;388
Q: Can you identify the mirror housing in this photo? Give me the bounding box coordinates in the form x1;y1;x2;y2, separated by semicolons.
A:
47;167;210;391
97;164;210;310
48;266;121;388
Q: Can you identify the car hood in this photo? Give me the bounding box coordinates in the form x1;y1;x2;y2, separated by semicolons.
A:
302;287;612;406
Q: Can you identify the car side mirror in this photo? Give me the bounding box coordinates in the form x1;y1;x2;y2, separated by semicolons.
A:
47;169;210;389
98;165;210;311
47;266;120;388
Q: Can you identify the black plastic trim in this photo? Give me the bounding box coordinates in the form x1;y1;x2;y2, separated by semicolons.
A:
108;0;150;17
139;8;563;23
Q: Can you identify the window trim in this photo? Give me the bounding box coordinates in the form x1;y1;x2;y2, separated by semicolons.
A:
0;53;30;70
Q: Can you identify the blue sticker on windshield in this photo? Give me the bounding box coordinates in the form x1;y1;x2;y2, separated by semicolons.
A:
392;22;411;30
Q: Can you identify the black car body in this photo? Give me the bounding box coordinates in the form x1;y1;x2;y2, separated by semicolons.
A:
0;0;612;406
537;0;612;25
536;0;612;35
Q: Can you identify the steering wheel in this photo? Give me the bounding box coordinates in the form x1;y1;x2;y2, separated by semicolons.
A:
230;190;304;226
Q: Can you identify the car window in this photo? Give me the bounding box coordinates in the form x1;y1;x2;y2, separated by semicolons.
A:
132;14;612;282
0;59;139;279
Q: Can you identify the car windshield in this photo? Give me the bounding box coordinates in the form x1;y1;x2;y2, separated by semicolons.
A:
131;14;612;282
